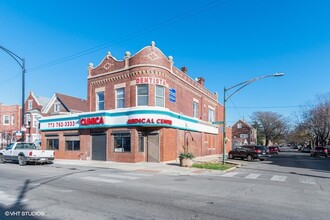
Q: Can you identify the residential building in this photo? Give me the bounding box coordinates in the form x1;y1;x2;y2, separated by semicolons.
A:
231;119;257;148
24;91;50;143
39;41;230;162
0;103;21;147
24;92;88;144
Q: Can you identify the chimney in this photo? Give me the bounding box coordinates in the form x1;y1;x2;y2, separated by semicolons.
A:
181;66;188;74
197;77;205;87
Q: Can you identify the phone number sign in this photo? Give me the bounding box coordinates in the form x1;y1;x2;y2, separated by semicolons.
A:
46;120;78;129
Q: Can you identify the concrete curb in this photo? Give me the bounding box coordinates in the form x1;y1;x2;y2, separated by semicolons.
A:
52;156;242;176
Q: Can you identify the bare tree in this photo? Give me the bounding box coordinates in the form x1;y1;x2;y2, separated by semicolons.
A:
299;93;330;146
250;111;288;146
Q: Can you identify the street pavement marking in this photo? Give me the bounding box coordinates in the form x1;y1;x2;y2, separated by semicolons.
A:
221;172;240;177
245;173;261;179
80;176;123;183
270;175;287;182
0;191;28;206
299;177;316;184
100;174;140;180
122;172;154;177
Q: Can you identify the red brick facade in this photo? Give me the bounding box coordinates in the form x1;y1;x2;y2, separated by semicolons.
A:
0;103;21;147
231;119;257;147
40;42;230;162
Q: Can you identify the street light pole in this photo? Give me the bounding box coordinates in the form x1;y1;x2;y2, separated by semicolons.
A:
222;72;284;164
0;46;26;128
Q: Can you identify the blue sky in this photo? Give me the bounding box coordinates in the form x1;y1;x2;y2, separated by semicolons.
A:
1;0;329;125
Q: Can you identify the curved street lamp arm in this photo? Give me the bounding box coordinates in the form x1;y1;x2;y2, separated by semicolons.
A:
0;45;26;128
0;46;24;68
225;79;257;102
225;73;284;101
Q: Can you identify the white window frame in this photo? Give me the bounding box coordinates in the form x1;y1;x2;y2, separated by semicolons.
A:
11;115;15;125
240;134;248;139
54;102;61;112
28;100;33;110
26;114;31;126
116;88;125;108
96;91;105;110
3;115;10;125
155;85;165;107
137;85;149;106
237;123;242;129
193;101;198;118
208;108;215;123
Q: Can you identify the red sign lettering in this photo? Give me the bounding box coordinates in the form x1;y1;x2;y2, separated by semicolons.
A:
80;117;104;126
136;77;166;86
127;118;172;125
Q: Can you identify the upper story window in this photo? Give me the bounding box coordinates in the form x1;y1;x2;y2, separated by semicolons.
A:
116;88;125;108
193;101;198;118
54;103;61;112
33;117;38;128
3;115;10;125
26;114;31;126
28;100;33;110
155;85;165;107
208;108;215;123
237;123;242;129
137;85;148;106
11;115;15;125
240;134;248;138
96;91;105;110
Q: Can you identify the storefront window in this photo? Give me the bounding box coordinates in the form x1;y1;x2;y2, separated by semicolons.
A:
137;85;148;106
116;88;125;108
66;141;80;151
46;139;59;150
155;85;165;107
65;135;80;151
114;133;131;152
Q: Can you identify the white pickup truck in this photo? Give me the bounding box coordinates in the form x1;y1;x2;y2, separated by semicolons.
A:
0;142;54;166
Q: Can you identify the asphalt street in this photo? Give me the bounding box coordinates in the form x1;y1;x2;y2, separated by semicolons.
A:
0;149;329;220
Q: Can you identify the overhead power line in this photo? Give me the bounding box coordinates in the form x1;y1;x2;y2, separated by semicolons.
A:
227;106;300;109
27;0;231;73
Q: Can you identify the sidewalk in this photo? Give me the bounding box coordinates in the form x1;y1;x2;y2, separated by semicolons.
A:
54;155;246;176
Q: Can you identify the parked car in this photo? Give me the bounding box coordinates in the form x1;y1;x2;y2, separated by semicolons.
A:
228;145;270;162
310;146;328;158
268;146;279;155
301;146;311;153
0;142;54;166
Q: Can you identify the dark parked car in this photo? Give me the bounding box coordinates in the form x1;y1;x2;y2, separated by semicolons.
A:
228;145;270;162
311;146;328;157
268;146;279;155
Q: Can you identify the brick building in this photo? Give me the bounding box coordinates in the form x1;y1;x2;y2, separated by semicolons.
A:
39;42;230;162
24;91;87;144
231;119;257;148
24;91;50;144
0;103;21;147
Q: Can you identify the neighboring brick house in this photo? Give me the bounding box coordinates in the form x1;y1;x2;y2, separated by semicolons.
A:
39;41;229;162
231;119;257;148
42;92;88;115
24;91;50;143
0;103;21;147
24;92;88;144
